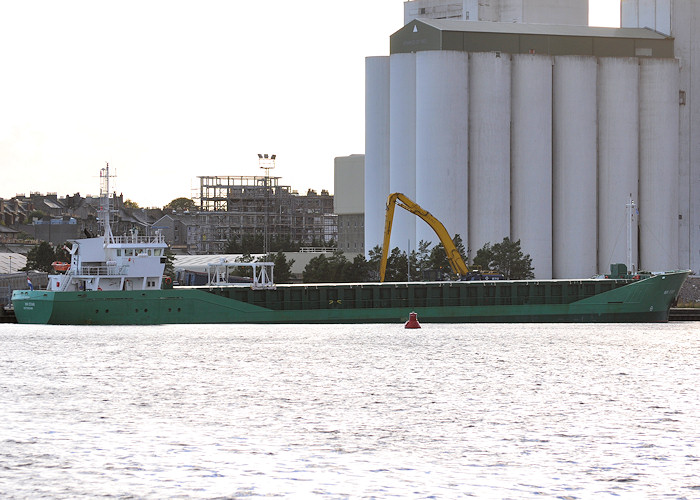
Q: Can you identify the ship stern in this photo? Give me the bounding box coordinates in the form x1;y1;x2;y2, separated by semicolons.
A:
11;290;55;324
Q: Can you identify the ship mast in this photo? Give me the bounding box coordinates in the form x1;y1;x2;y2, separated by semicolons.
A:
100;163;115;244
626;194;636;273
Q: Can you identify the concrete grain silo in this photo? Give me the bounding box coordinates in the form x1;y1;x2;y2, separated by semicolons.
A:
415;50;469;248
510;54;553;279
622;0;700;275
468;52;511;259
389;52;417;253
368;18;680;278
597;57;639;273
638;58;679;272
364;57;391;254
552;55;598;279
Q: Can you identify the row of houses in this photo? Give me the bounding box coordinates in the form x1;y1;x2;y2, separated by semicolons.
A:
0;175;338;254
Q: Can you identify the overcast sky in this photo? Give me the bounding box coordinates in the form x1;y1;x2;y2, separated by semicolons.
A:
0;1;618;208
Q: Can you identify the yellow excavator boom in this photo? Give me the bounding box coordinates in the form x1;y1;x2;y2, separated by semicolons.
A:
379;192;469;282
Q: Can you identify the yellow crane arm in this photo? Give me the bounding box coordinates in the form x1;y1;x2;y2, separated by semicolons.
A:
379;192;469;282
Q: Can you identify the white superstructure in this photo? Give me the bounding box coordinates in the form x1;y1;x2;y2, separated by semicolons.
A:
47;164;167;292
48;231;168;292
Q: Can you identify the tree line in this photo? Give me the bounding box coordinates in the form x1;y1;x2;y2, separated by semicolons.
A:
20;236;534;284
223;234;335;254
302;236;534;283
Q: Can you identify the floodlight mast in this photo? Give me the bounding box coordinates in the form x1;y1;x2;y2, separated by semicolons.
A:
258;154;276;256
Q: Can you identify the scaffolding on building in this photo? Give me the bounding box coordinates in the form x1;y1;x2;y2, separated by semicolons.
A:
194;176;336;254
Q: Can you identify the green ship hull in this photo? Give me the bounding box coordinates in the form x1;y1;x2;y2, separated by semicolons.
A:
11;271;689;325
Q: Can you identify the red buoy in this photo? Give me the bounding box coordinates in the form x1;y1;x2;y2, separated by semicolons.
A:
404;311;421;329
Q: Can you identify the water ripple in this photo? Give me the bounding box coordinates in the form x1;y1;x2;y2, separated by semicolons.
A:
0;322;698;498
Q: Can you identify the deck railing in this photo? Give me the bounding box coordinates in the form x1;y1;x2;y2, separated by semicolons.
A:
110;233;165;245
299;247;336;253
78;265;125;276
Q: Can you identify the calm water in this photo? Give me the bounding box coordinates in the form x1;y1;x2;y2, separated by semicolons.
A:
1;322;699;499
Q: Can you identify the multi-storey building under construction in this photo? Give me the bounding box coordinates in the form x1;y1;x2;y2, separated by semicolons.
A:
157;176;336;255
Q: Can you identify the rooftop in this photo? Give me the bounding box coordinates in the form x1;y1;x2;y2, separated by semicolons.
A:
391;20;675;58
410;19;670;39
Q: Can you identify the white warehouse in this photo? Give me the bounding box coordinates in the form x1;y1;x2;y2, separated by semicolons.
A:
365;7;694;279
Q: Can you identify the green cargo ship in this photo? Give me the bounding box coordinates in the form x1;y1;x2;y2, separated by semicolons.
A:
9;168;690;325
11;270;690;325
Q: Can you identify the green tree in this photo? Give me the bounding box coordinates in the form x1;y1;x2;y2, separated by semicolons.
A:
28;210;47;221
424;234;467;280
163;246;176;279
230;253;255;278
237;253;255;263
224;236;239;254
302;254;329;283
225;234;306;254
472;243;493;271
165;197;196;211
408;249;420;281
54;243;71;263
224;234;264;254
123;199;140;209
303;251;351;283
261;251;295;284
270;235;301;253
22;241;57;272
473;237;535;280
415;240;432;277
365;245;417;282
366;245;384;281
387;247;409;282
344;254;373;282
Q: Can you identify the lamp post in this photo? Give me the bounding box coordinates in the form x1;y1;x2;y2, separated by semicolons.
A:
258;154;276;256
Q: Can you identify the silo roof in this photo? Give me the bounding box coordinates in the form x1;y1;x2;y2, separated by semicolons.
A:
413;19;670;40
390;19;674;58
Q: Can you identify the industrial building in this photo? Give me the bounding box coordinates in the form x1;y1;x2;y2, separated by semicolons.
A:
155;176;336;254
334;155;365;254
366;0;698;279
403;0;588;25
